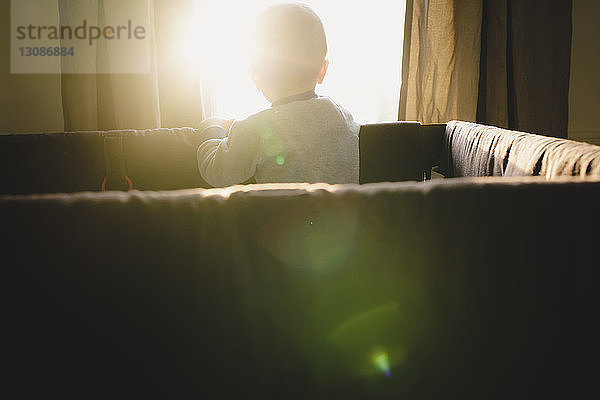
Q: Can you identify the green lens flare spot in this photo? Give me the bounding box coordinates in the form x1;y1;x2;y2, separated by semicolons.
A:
372;351;391;377
276;155;285;165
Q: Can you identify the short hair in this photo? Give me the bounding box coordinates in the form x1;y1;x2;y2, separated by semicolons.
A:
250;3;328;87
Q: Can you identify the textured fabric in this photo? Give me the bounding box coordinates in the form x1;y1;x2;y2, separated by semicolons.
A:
443;120;600;179
198;96;359;187
120;127;210;190
1;178;599;398
0;127;209;195
0;131;106;195
398;0;482;123
476;0;572;138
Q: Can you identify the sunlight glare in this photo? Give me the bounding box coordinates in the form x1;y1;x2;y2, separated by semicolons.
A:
183;0;405;122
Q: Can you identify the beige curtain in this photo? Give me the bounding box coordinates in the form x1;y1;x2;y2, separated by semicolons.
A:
398;0;482;123
59;0;204;131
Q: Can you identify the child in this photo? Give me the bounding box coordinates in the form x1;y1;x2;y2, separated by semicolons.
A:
197;3;359;187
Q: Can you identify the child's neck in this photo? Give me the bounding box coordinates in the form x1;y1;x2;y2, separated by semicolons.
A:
271;90;317;107
268;84;317;105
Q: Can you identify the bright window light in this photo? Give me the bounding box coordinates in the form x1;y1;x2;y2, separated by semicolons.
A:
180;0;405;123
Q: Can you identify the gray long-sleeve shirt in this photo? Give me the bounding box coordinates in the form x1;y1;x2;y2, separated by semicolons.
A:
197;95;359;187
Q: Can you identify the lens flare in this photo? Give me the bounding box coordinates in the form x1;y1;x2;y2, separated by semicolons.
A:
372;351;391;377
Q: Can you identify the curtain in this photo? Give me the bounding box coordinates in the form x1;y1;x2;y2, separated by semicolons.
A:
398;0;483;123
59;0;204;131
400;0;573;139
476;0;572;138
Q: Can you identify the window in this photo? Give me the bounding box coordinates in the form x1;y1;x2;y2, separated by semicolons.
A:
180;0;405;123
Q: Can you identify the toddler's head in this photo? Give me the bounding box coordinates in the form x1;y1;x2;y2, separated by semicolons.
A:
249;3;328;103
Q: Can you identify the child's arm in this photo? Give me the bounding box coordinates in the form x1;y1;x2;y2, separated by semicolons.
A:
197;119;262;187
198;117;235;138
196;117;235;143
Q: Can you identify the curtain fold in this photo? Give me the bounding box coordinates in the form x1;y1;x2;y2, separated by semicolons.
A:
59;0;203;131
399;0;482;123
477;0;572;138
400;0;573;139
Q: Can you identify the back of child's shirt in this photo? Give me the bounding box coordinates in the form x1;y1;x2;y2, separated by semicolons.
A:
197;94;359;187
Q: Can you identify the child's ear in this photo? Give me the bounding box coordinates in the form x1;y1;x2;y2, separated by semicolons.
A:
317;59;329;84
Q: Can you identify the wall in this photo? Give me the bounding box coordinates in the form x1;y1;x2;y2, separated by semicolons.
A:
568;0;600;146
